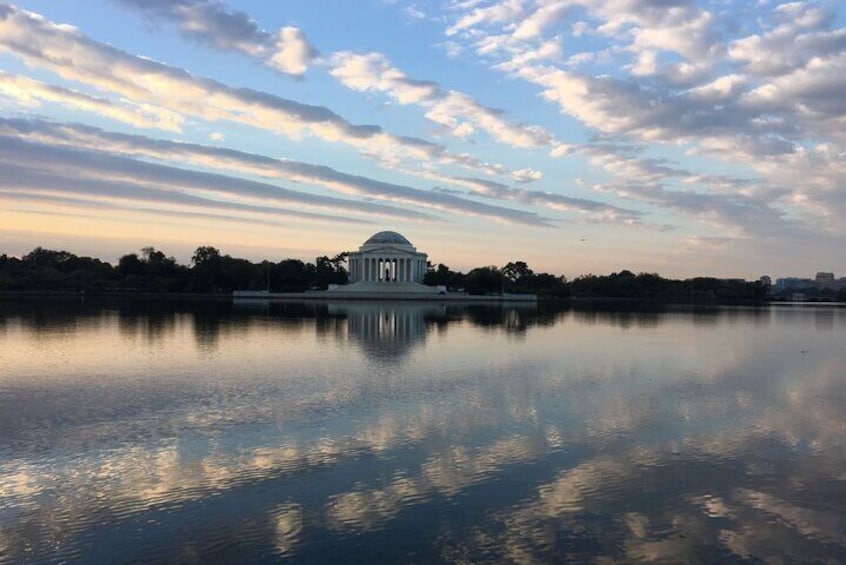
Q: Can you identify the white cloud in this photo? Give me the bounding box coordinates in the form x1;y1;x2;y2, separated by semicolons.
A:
329;52;438;104
268;27;318;76
109;0;539;178
1;5;519;179
114;0;318;76
0;71;183;131
512;1;570;41
437;0;846;238
330;51;558;152
510;168;543;183
446;0;524;36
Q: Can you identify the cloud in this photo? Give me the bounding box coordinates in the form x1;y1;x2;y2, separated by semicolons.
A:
449;175;647;225
510;168;543;183
329;51;439;105
454;0;722;64
728;3;846;77
0;71;183;131
0;134;423;221
113;0;319;76
269;26;319;75
1;188;352;229
446;0;524;36
108;2;542;178
581;144;798;236
0;118;554;227
0;5;445;166
439;0;846;237
511;1;571;41
744;52;846;141
329;50;560;153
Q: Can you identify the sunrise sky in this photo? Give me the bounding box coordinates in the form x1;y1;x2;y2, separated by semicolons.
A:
1;0;844;278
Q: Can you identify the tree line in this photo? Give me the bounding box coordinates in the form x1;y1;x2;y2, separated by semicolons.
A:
0;246;787;301
424;261;773;301
0;246;348;293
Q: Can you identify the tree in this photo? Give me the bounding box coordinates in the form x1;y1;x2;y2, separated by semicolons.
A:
191;246;221;267
274;259;309;292
423;263;465;289
502;261;534;283
313;255;348;289
464;266;505;295
329;252;349;271
118;253;145;277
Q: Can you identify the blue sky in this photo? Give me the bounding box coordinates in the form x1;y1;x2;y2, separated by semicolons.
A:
1;0;844;278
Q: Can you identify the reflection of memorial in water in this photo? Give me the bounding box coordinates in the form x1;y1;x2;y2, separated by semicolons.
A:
327;302;446;361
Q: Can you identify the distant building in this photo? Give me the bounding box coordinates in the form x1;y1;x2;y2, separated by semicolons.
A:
772;272;846;293
759;275;772;287
774;277;815;291
815;272;836;289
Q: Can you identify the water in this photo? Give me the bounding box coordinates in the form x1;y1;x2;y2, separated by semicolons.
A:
0;299;843;563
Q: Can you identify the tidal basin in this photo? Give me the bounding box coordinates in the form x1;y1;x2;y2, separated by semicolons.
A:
0;300;843;563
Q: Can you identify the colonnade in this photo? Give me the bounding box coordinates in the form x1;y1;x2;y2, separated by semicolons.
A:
349;256;426;283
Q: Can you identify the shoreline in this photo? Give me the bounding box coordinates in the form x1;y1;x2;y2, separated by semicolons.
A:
4;290;841;306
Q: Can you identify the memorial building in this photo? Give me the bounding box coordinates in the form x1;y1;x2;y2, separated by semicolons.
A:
338;231;438;294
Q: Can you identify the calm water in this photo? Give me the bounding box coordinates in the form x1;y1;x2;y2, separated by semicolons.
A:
0;299;844;563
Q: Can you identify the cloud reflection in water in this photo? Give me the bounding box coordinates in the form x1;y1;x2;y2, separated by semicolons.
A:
0;300;843;562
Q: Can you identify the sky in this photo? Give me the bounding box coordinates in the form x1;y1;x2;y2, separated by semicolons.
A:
0;0;844;279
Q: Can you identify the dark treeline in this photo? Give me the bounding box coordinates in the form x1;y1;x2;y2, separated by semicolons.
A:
0;246;795;302
0;246;348;293
425;261;774;301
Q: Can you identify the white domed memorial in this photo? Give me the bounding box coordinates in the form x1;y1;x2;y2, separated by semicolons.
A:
336;231;439;295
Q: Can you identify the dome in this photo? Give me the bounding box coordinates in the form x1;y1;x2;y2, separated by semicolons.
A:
363;231;413;246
